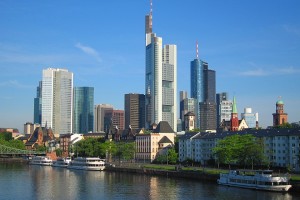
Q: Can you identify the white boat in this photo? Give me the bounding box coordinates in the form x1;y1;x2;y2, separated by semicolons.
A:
217;169;292;192
29;156;53;166
52;157;72;168
67;157;106;171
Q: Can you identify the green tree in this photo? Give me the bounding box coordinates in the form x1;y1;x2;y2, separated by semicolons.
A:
167;147;178;164
0;132;13;141
213;134;266;169
55;148;63;157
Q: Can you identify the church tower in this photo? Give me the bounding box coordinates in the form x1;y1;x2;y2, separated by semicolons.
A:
230;96;239;131
272;98;288;126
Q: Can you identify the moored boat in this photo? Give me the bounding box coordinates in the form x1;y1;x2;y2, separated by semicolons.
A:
52;157;71;168
217;169;292;192
67;157;105;171
29;156;53;166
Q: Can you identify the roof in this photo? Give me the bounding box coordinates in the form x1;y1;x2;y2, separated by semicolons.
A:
276;100;284;105
153;121;174;133
184;111;195;116
158;136;173;144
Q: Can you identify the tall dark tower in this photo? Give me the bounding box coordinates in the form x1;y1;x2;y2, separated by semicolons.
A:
272;98;288;126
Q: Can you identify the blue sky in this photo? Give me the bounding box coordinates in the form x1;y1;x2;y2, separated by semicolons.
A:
1;0;300;132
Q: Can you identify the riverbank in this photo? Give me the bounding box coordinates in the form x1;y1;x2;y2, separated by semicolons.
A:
105;164;300;193
0;157;28;163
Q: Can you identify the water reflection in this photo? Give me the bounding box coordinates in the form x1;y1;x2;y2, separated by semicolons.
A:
0;163;298;200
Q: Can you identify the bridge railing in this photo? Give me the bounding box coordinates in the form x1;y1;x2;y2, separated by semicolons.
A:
0;144;46;155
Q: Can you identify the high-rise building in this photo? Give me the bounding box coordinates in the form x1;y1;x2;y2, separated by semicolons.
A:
125;93;145;130
73;87;94;134
241;108;258;129
190;43;216;130
41;68;73;135
34;81;42;124
104;109;125;131
216;92;232;127
94;104;113;132
145;2;177;131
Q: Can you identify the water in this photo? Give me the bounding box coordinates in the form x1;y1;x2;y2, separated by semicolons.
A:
0;163;299;200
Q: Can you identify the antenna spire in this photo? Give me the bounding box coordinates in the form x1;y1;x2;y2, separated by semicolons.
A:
196;40;199;59
150;0;153;16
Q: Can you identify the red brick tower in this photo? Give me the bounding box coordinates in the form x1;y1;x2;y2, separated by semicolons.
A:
231;96;239;131
272;99;288;126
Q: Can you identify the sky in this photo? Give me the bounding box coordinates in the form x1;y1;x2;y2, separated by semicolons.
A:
1;0;300;132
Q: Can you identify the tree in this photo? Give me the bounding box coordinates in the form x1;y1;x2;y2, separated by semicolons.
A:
213;134;266;169
55;148;63;157
167;147;178;164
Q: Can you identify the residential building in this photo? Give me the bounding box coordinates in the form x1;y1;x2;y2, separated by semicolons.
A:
41;68;73;135
135;121;175;162
73;87;94;134
178;128;300;172
145;2;177;132
125;93;145;130
94;104;113;132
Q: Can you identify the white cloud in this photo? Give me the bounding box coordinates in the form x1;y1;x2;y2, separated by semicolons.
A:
238;66;300;76
239;68;269;76
0;80;33;89
75;43;102;63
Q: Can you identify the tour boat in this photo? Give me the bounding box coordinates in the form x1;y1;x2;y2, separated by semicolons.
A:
29;156;53;166
67;157;106;171
52;157;72;168
217;169;292;192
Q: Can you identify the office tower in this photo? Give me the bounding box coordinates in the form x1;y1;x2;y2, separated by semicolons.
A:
180;91;197;130
94;104;113;132
34;81;42;124
125;93;145;130
190;42;216;130
216;92;233;127
104;110;125;131
272;99;288;126
73;87;94;134
41;68;73;135
145;1;177;131
241;108;257;128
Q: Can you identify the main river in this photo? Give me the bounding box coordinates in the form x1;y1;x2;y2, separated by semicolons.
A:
0;163;299;200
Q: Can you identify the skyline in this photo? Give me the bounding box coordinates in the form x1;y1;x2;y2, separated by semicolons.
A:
1;0;300;132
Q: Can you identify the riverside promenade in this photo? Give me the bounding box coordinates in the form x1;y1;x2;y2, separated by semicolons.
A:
105;163;300;193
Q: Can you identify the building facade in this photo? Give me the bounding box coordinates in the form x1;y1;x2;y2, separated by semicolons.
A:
199;101;217;131
34;81;42;124
179;128;300;172
241;107;258;129
125;93;145;130
145;2;177;132
41;68;73;135
73;87;94;134
94;104;113;132
216;92;232;127
273;99;288;127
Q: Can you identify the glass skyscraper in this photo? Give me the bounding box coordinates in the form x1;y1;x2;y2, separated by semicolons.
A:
73;87;94;134
34;81;42;124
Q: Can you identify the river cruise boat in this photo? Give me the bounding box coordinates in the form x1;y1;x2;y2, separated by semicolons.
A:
52;157;72;168
29;156;53;166
67;157;106;171
217;169;292;192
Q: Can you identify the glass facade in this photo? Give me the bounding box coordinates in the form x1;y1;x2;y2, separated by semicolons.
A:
73;87;94;134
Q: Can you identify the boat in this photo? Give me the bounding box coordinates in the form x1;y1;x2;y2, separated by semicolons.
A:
67;157;106;171
29;156;53;166
52;157;72;168
217;169;292;192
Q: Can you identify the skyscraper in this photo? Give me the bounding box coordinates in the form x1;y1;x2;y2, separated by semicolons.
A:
34;81;42;124
125;93;145;130
73;87;94;134
190;42;216;130
216;92;232;127
94;104;113;132
41;68;73;135
241;107;258;129
145;2;177;131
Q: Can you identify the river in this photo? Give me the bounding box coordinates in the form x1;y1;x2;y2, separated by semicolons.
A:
0;163;299;200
